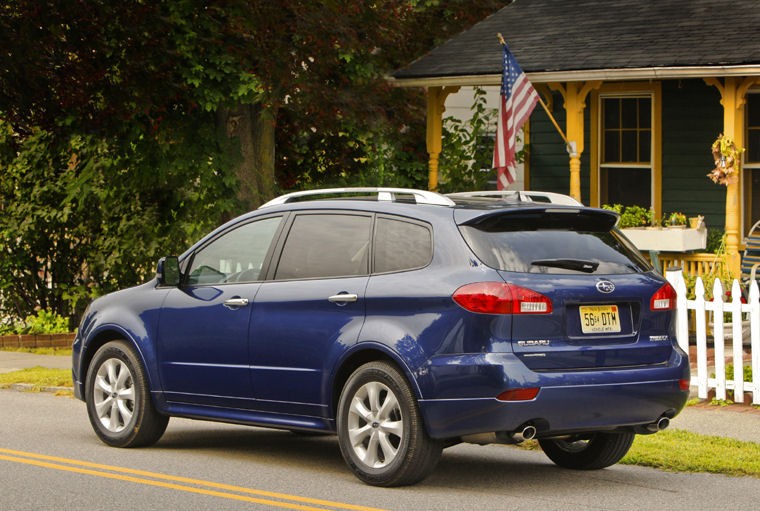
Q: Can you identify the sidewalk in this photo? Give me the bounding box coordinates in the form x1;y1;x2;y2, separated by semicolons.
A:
0;350;72;373
1;350;758;443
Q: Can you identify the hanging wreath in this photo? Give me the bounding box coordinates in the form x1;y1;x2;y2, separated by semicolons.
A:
707;134;745;185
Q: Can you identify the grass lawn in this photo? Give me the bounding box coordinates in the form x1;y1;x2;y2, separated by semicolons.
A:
513;429;760;479
621;429;760;478
0;367;73;390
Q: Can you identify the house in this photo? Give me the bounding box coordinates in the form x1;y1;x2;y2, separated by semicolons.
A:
390;0;760;277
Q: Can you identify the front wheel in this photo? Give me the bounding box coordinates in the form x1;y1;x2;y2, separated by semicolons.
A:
337;361;442;486
538;432;635;470
85;340;169;448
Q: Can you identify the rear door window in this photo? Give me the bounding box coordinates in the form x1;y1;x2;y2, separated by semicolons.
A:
459;210;651;275
275;213;372;279
373;217;432;273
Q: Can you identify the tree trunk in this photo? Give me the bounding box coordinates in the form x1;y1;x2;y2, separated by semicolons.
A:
216;102;277;211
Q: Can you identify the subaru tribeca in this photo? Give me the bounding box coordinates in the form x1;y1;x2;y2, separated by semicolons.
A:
72;188;690;486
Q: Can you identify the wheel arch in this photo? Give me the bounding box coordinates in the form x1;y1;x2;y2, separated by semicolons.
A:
329;343;422;420
80;326;156;400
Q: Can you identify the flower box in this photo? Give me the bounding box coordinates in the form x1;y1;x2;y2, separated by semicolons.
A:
620;226;707;252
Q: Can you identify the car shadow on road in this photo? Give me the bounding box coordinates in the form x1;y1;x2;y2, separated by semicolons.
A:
155;422;347;475
151;421;602;492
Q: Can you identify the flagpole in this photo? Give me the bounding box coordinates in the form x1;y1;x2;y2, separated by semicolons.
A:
497;33;571;153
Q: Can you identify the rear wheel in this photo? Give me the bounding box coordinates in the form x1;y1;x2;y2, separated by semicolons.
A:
337;361;442;486
538;432;635;470
85;340;168;448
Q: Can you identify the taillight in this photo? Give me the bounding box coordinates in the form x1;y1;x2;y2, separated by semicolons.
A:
452;282;552;314
679;378;690;391
650;282;677;310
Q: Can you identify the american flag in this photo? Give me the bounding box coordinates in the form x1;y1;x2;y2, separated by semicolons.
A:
493;43;538;189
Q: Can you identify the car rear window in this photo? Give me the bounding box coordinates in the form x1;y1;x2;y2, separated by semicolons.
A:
458;210;651;275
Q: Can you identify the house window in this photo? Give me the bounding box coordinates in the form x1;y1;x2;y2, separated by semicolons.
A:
600;96;652;207
748;93;760;164
745;92;760;232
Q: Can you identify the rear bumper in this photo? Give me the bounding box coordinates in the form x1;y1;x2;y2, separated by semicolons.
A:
417;349;689;439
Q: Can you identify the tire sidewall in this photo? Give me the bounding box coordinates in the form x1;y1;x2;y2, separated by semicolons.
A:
85;341;146;447
337;363;414;484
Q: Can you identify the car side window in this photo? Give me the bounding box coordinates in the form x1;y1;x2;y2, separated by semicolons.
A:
374;217;432;273
186;216;282;285
275;214;371;280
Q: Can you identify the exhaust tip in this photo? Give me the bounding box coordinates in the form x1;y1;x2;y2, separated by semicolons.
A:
657;417;670;431
511;424;537;442
522;425;537;440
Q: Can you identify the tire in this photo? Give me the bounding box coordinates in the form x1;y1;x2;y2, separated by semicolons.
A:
538;432;635;470
337;361;442;487
85;340;169;448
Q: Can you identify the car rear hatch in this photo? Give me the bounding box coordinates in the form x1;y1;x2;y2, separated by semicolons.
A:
456;205;676;371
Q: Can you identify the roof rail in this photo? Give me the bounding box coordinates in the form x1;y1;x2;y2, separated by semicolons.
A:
259;187;456;208
446;190;583;206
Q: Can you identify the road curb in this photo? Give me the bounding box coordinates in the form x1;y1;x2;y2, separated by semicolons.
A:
2;383;74;394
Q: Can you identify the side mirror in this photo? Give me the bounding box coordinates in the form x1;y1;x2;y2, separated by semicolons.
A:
157;256;180;286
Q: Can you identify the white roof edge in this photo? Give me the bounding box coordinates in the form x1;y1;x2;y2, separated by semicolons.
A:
388;64;760;87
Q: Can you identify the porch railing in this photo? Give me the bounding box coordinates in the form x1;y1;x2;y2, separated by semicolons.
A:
656;253;724;277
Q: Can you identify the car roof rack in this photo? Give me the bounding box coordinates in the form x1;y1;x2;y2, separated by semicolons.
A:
259;187;456;208
446;190;583;206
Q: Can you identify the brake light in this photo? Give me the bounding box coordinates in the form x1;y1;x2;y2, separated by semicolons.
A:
452;282;552;314
650;282;677;310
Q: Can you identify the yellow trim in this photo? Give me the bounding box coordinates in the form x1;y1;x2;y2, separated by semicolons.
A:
426;86;460;191
523;119;530;189
548;81;602;203
589;82;662;218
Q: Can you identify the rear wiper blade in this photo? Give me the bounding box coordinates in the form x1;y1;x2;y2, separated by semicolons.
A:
531;259;599;273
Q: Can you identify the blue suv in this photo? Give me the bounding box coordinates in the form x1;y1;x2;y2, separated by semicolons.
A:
72;188;690;486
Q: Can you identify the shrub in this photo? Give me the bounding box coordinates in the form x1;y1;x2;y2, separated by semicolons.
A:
0;309;70;335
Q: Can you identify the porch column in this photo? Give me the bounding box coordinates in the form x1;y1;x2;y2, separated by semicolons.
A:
549;81;602;203
426;86;460;191
704;77;759;278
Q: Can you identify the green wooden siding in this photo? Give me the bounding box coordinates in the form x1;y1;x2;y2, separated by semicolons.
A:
661;79;724;230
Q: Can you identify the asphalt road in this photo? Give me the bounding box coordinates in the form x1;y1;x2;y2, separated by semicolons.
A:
2;390;759;511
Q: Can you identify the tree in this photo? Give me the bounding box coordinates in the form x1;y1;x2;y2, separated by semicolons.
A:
0;1;505;322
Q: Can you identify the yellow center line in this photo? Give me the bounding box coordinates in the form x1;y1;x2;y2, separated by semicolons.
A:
0;448;387;511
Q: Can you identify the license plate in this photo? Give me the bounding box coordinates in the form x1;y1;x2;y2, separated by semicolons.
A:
579;305;621;334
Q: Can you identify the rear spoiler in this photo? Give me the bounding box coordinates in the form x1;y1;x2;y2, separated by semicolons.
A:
456;206;619;232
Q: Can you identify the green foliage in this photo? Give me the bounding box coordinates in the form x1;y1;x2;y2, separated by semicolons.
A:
602;204;653;228
0;310;71;335
706;228;726;254
0;116;239;320
437;87;498;193
724;363;753;383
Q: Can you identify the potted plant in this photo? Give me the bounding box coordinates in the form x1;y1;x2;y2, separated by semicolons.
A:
665;212;687;228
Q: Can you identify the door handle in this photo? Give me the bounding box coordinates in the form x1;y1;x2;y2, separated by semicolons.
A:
328;293;358;303
223;297;249;308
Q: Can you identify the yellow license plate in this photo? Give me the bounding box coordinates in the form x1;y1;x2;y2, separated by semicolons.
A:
579;305;621;334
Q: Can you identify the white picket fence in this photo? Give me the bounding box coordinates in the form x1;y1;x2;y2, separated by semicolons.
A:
666;269;760;405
